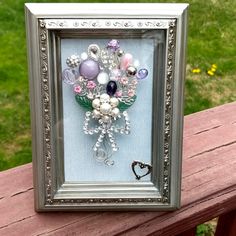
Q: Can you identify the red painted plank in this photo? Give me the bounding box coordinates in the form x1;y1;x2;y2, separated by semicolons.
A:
215;210;236;236
176;228;196;236
0;102;236;236
0;163;33;199
184;102;236;137
122;189;236;236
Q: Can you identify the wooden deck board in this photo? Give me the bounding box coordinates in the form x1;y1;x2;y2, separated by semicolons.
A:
1;102;236;235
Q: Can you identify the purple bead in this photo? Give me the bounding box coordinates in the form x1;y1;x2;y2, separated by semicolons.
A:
107;39;120;52
106;81;117;96
62;68;79;84
137;68;148;80
79;59;100;80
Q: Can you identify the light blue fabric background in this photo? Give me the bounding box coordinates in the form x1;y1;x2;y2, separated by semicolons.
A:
62;38;154;182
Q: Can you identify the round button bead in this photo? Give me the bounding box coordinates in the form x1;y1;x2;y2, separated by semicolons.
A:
92;98;100;109
126;66;137;77
100;93;110;103
110;97;119;107
137;68;148;80
93;109;101;118
97;72;109;84
106;81;117;96
79;59;100;80
100;103;112;115
102;115;111;123
81;52;88;60
111;108;120;117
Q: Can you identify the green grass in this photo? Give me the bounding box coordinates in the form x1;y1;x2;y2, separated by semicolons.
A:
0;0;236;172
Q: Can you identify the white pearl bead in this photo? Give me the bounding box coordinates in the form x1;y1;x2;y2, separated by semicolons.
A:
102;115;111;123
81;52;88;60
110;97;119;107
111;107;120;117
100;93;110;103
92;98;100;109
100;103;111;115
93;109;101;118
133;59;140;68
97;72;109;84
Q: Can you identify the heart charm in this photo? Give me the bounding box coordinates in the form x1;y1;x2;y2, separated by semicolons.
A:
131;161;152;180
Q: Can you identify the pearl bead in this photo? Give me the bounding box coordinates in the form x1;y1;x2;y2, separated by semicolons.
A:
102;115;111;123
100;93;110;103
93;109;101;119
92;98;100;109
97;72;109;84
100;103;111;115
110;97;119;107
81;52;88;60
111;108;120;117
133;60;140;68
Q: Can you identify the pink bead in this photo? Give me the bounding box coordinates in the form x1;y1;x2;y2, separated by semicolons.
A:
115;90;122;97
87;81;96;89
120;77;129;85
120;53;133;70
74;85;82;93
128;89;135;97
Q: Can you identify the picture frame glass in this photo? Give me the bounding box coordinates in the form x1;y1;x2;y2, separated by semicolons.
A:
61;30;165;183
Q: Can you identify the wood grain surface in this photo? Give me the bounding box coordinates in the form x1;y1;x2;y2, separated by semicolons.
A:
1;102;236;236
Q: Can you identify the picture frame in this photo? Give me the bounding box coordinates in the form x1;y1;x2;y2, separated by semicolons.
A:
25;3;188;211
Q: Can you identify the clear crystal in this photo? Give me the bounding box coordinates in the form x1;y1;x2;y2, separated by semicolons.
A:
62;68;79;85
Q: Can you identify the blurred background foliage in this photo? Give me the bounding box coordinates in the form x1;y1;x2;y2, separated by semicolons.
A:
0;0;235;172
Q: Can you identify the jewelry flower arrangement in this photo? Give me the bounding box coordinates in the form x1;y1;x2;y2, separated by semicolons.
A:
62;39;148;165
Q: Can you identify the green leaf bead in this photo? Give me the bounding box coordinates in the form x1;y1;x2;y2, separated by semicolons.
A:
118;95;137;112
75;95;93;111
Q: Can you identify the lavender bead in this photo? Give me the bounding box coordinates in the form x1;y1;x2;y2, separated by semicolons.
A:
62;68;79;85
107;39;120;52
79;59;100;80
136;68;148;80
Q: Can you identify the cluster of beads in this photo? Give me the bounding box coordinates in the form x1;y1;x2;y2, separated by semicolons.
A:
62;39;148;165
92;94;120;123
62;39;148;104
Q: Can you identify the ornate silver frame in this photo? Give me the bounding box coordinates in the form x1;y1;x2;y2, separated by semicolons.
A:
25;3;188;211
